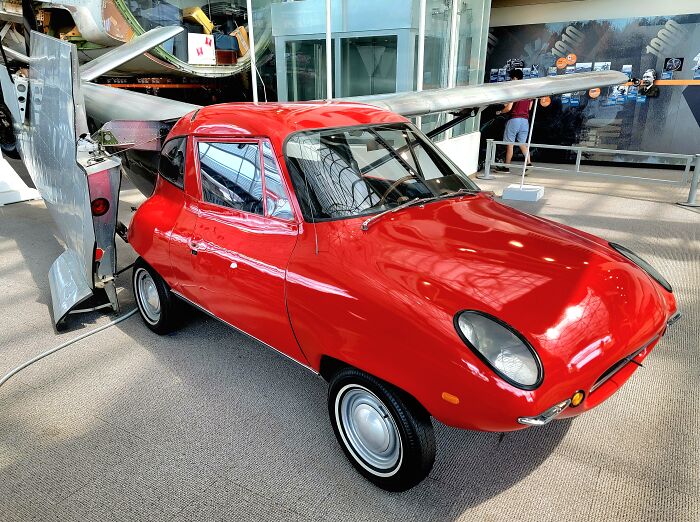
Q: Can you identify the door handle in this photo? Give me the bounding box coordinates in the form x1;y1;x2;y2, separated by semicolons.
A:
229;261;238;269
189;240;200;255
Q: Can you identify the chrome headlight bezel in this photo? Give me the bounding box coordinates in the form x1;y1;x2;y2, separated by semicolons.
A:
609;242;672;293
453;310;544;390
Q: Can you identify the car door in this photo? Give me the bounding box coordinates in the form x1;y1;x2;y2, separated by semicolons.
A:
189;137;306;364
158;136;201;298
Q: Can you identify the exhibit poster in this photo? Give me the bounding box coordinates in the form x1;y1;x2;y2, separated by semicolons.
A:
485;14;700;160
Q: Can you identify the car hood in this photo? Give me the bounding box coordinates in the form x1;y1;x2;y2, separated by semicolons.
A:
345;194;671;366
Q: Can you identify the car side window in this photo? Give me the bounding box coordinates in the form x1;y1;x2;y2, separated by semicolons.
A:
262;140;294;220
159;137;187;189
198;141;264;215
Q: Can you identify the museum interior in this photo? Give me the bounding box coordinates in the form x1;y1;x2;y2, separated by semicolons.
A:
0;0;698;520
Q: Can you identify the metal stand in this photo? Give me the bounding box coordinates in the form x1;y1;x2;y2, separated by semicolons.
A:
678;154;700;208
502;98;544;202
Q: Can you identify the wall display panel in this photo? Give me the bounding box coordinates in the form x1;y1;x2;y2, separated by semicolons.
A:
485;14;700;162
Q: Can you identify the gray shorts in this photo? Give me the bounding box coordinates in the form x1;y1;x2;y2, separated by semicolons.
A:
504;117;529;143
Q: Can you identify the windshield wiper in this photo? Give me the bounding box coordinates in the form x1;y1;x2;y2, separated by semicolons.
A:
361;197;430;231
360;189;480;231
415;187;481;205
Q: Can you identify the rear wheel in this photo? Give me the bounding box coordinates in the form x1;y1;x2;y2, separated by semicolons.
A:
133;258;178;334
328;368;435;491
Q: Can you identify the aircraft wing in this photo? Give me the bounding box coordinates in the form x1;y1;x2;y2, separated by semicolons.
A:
80;26;185;81
345;71;628;117
82;83;200;124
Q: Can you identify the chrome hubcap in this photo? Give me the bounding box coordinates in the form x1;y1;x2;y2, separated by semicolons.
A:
135;269;160;324
338;386;401;473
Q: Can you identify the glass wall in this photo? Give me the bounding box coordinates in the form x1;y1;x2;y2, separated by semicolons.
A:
251;0;491;136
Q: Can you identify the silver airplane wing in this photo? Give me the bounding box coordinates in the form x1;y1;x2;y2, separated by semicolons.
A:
79;26;186;82
346;71;628;117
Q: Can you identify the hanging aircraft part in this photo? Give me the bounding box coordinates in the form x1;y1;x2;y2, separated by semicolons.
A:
0;28;180;327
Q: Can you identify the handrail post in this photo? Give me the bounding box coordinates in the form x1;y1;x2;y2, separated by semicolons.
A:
477;139;495;179
678;154;700;208
682;156;692;183
575;148;582;173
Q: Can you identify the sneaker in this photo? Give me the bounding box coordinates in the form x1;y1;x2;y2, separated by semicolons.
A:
494;165;510;173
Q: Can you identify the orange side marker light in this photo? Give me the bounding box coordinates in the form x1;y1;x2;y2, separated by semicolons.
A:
441;392;460;405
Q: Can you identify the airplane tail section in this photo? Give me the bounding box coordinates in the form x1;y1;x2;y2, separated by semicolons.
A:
19;32;121;327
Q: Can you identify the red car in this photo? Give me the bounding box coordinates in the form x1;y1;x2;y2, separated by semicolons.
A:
129;102;679;491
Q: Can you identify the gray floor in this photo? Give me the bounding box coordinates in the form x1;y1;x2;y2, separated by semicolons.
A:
0;166;698;521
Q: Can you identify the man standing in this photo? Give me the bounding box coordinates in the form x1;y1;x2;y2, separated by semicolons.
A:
494;69;533;173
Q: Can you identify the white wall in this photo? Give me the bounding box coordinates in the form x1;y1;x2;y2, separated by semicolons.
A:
436;132;481;175
491;0;699;27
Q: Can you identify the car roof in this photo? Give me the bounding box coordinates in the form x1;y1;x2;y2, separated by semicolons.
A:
168;101;409;143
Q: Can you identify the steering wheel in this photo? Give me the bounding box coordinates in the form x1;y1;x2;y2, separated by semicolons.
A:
374;174;416;208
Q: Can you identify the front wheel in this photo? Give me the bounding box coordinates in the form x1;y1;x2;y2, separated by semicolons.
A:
133;258;178;334
328;368;435;491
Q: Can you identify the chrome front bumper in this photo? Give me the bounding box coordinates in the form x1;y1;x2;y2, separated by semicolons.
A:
517;400;571;427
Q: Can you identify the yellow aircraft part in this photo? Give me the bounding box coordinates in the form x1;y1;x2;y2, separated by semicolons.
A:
183;7;214;35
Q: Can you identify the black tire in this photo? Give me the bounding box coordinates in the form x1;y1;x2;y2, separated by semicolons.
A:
328;367;435;491
132;258;178;334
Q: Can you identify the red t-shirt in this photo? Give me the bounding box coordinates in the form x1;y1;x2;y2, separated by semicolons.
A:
511;99;531;120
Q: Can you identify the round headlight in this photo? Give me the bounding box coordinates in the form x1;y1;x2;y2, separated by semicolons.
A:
454;311;543;389
609;243;672;293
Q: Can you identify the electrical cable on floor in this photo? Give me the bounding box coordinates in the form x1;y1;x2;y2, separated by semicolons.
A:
0;308;138;389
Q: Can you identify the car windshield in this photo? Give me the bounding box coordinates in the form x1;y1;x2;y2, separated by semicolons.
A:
284;123;479;221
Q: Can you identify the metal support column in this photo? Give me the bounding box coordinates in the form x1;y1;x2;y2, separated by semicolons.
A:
325;0;333;100
519;98;538;188
246;0;258;103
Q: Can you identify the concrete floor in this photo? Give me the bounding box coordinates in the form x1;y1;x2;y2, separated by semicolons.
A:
0;164;698;521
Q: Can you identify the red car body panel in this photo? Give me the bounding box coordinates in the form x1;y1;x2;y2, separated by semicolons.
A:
128;102;678;433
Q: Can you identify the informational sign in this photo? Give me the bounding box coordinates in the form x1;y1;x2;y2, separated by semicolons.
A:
548;66;558;76
622;64;633;79
575;62;592;73
588;88;601;98
565;53;577;65
593;62;611;72
556;57;567;69
188;33;216;65
540;96;551;107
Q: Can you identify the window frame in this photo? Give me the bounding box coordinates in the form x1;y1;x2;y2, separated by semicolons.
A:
158;136;188;190
193;136;298;223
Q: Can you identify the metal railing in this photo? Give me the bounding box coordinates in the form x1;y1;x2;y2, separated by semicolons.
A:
478;139;696;185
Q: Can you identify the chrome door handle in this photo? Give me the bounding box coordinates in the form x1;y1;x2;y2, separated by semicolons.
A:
189;241;200;255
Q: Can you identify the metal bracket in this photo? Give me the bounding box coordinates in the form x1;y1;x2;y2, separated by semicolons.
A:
426;107;478;139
